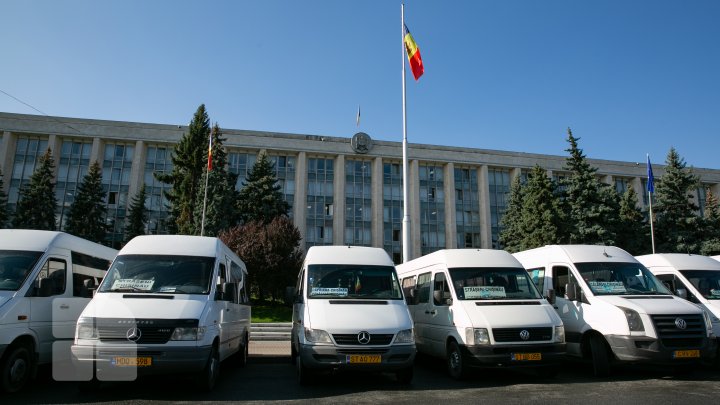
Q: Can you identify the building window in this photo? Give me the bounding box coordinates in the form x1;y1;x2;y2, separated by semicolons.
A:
56;140;92;229
306;157;334;249
488;168;511;249
102;143;134;247
455;167;480;248
269;154;296;219
383;162;404;262
345;159;372;246
420;163;445;255
8;136;50;213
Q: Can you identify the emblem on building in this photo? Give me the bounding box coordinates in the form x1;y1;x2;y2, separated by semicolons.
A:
351;132;372;154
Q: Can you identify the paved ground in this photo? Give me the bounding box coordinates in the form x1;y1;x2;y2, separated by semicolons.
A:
249;340;291;357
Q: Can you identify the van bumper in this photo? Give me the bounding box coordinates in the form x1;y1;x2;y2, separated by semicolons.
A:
298;343;416;371
71;344;212;378
461;342;566;368
605;335;717;364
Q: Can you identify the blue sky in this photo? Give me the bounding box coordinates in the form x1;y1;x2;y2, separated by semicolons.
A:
2;0;719;169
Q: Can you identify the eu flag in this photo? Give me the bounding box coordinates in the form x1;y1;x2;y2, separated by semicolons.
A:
646;155;654;194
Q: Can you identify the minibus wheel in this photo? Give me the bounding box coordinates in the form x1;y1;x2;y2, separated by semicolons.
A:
0;343;32;393
199;345;220;391
396;366;413;384
447;341;466;380
237;338;248;367
588;334;611;377
296;354;312;385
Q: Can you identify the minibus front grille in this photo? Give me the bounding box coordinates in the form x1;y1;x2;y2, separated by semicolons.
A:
95;318;197;345
650;314;706;348
332;334;395;345
492;327;553;342
98;327;174;344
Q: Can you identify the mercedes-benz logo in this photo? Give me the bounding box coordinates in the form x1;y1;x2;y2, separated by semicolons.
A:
357;331;371;345
519;330;530;341
126;327;142;342
674;318;687;330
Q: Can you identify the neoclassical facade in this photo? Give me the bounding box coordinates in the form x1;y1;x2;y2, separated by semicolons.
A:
2;112;719;261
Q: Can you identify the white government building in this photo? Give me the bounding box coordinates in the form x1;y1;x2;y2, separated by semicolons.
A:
1;112;719;261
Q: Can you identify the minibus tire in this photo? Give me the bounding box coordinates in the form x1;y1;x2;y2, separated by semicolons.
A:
296;355;312;385
1;344;32;393
589;334;611;377
199;345;220;391
396;366;413;384
235;336;248;367
447;341;466;380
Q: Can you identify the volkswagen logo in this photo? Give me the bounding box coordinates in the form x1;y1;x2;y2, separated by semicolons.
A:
519;330;530;341
357;331;371;345
675;318;687;330
126;327;142;342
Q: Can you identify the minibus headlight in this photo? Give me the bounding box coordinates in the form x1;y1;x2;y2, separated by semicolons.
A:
554;326;565;343
304;328;332;344
465;328;489;345
76;318;97;340
619;306;644;332
394;329;414;344
170;326;205;341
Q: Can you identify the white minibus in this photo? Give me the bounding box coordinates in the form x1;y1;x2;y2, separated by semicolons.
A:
71;235;250;391
396;249;565;379
514;245;715;376
290;246;415;384
0;230;117;393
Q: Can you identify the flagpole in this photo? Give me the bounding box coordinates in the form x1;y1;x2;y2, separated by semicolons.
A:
647;154;655;254
401;3;410;263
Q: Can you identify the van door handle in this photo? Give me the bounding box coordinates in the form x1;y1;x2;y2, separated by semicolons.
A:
553;306;558;309
59;304;69;309
425;310;436;315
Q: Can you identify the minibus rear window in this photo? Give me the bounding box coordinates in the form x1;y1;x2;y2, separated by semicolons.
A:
306;265;402;300
0;250;43;291
449;267;542;300
99;255;215;294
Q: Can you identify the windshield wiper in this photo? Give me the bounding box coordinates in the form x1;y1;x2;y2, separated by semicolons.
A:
104;287;147;292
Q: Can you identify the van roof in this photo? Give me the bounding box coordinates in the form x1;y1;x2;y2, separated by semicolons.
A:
513;245;636;265
635;253;720;271
304;246;393;266
397;249;522;274
121;235;227;257
0;229;117;257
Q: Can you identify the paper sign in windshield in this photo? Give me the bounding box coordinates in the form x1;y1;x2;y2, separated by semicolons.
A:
310;287;348;296
710;289;720;296
588;281;627;293
464;286;506;299
111;279;154;291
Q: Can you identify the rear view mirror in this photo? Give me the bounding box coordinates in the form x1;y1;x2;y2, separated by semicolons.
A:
546;289;556;305
676;288;688;300
565;283;576;301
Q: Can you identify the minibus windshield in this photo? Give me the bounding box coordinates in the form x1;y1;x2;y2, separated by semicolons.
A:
448;267;542;300
575;262;672;296
678;270;720;300
99;254;215;294
0;250;43;291
307;265;403;300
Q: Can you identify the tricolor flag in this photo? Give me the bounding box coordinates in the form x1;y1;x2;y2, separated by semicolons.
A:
646;154;654;193
404;24;424;80
207;132;213;171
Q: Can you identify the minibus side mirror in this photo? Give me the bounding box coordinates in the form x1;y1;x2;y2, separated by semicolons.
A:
286;286;297;305
546;289;556;305
215;282;236;301
676;288;688;300
565;283;576;301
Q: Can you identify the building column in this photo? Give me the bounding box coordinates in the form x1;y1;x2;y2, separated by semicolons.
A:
602;175;613;186
47;134;61;179
478;165;491;249
294;152;308;249
511;167;522;181
90;137;103;164
0;131;17;193
333;155;345;245
372;157;384;248
409;159;421;260
444;162;456;249
128;140;145;198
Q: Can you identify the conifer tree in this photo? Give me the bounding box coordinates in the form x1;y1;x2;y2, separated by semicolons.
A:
654;148;701;253
125;184;148;243
156;104;211;234
0;169;8;228
236;152;289;224
561;128;620;246
700;190;720;256
13;148;58;230
193;124;240;236
499;176;526;252
615;187;650;255
64;161;108;243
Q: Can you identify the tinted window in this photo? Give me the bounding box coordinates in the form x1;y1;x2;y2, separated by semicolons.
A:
306;264;402;300
0;250;42;291
575;262;672;296
99;255;215;294
449;267;542;300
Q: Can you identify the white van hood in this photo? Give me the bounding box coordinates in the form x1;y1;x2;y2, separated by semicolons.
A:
81;293;208;320
306;299;412;333
599;295;701;315
459;301;559;328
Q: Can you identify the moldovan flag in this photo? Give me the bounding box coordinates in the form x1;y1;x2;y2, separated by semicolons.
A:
646;154;654;193
404;24;424;80
207;133;213;171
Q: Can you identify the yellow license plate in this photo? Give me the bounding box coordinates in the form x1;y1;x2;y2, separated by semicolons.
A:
346;354;382;364
511;353;542;361
673;350;700;359
112;356;152;367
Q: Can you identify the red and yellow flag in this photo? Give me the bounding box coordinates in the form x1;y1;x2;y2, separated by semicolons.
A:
404;24;424;80
207;132;213;171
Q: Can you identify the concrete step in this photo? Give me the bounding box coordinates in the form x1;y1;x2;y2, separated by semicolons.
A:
250;322;292;341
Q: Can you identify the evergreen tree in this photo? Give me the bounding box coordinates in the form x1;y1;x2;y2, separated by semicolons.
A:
654;148;701;253
236;151;289;224
0;169;8;228
193;124;240;236
561;128;620;246
615;187;650;255
13;149;58;230
64;161;108;243
125;184;148;243
499;175;526;252
156;104;211;234
700;190;720;256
